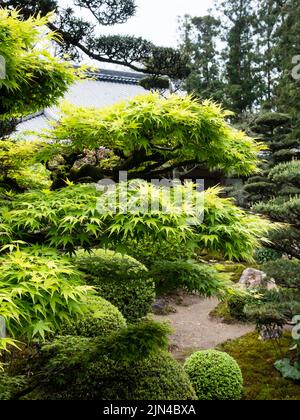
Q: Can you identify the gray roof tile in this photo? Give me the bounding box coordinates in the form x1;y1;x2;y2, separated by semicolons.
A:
16;69;147;137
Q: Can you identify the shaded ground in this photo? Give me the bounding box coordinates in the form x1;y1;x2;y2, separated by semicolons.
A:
154;294;254;353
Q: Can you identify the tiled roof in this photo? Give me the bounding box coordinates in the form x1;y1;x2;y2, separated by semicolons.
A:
15;68;147;137
90;69;146;84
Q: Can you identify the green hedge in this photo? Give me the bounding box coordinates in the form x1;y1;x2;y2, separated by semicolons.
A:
150;260;230;297
59;296;126;338
73;249;155;322
24;336;197;400
184;350;243;400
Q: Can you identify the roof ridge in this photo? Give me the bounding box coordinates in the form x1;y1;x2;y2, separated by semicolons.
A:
19;110;44;123
73;65;146;85
92;73;143;85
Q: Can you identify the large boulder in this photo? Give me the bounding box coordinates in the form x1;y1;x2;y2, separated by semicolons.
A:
238;268;277;291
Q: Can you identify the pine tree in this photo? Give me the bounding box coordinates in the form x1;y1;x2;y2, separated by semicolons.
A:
1;0;189;80
243;112;293;205
255;0;286;109
275;0;300;136
219;0;259;116
231;3;300;354
178;14;224;103
234;108;300;260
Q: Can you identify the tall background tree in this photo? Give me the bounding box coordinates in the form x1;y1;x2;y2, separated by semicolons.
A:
178;14;224;103
1;0;189;81
178;0;260;116
178;0;298;118
275;0;300;135
254;0;286;110
219;0;259;117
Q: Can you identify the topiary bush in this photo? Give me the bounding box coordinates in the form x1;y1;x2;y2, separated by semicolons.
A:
245;288;300;328
150;260;231;297
59;296;126;338
244;181;275;194
139;76;170;90
243;260;300;348
73;249;155;322
268;160;300;186
244;259;300;337
23;335;197;400
184;350;243;400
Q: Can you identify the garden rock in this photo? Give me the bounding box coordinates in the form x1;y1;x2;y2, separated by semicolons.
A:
152;298;176;315
238;268;277;290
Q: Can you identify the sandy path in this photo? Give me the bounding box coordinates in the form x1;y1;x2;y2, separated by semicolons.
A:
154;296;254;352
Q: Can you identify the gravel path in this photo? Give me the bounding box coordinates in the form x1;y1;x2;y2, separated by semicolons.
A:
154;295;254;352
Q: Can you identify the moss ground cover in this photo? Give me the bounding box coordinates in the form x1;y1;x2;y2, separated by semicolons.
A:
218;332;300;400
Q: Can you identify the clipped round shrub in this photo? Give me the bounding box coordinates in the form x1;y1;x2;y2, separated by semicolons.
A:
184;350;243;400
24;336;197;400
73;249;155;322
105;351;197;400
59;296;126;338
